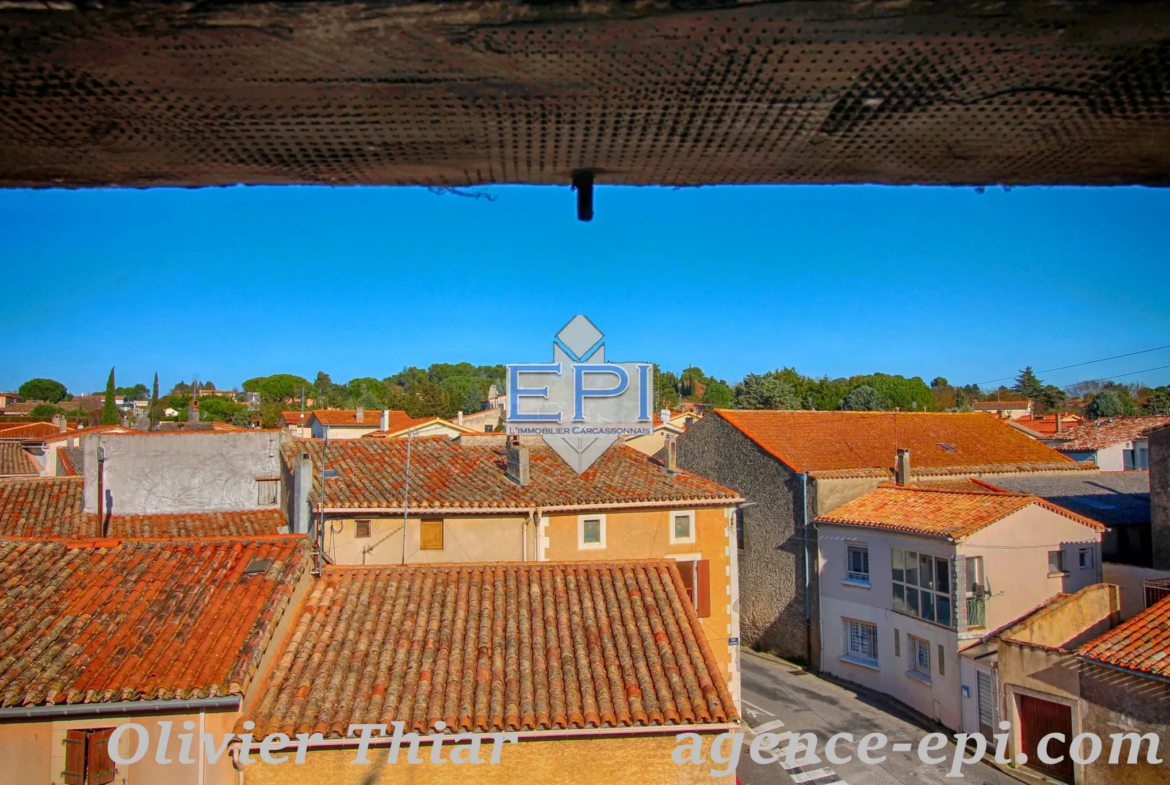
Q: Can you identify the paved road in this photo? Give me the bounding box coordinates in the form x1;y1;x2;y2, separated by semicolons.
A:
737;649;1018;785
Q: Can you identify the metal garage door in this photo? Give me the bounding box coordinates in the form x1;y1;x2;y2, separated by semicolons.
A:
1019;695;1073;783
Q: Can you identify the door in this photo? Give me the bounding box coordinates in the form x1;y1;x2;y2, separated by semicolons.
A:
1019;695;1073;783
977;671;995;739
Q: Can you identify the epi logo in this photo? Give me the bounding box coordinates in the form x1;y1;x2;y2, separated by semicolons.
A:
506;316;654;473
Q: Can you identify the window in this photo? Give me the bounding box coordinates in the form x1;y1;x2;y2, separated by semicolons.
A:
63;728;116;785
420;519;444;550
846;544;870;583
675;558;711;617
578;514;606;550
892;549;952;627
909;636;931;681
256;478;279;506
670;510;695;545
355;519;371;539
1048;549;1066;574
845;619;878;665
938;644;946;676
735;508;746;550
1079;548;1094;570
937;442;957;452
894;628;901;657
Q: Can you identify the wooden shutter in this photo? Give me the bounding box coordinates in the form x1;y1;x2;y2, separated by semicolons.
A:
678;561;695;604
695;559;711;618
420;519;444;550
87;728;117;785
62;730;87;785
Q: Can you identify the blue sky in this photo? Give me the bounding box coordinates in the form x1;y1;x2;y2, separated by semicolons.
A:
1;184;1167;395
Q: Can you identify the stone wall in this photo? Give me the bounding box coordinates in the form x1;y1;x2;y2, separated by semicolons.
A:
1078;663;1170;785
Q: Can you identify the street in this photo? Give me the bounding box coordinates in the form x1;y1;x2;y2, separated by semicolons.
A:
737;649;1019;785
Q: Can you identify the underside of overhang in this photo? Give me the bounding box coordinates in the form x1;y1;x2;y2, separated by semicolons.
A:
1;1;1169;188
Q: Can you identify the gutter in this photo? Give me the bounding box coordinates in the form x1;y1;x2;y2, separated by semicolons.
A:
1075;657;1170;685
0;696;240;720
317;498;745;515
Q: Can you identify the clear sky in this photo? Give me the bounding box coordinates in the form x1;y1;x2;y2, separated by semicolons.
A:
1;184;1167;396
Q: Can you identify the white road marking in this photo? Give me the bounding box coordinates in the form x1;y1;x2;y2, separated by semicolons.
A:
751;718;787;734
791;768;837;783
743;699;775;719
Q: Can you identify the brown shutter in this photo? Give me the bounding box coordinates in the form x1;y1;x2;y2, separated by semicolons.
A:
678;561;695;604
695;559;711;618
62;730;87;785
88;728;117;785
420;520;444;550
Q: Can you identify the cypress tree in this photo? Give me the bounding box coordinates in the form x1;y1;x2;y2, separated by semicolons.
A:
150;372;159;430
101;367;119;425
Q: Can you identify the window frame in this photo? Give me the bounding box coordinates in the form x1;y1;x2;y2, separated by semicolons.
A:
843;618;879;667
892;548;953;628
354;519;371;539
669;509;696;545
734;508;746;551
670;553;709;617
1078;547;1094;570
1048;549;1067;575
256;478;279;506
578;513;607;550
908;636;932;683
845;543;871;585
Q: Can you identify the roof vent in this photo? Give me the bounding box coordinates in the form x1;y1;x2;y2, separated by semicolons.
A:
242;557;273;576
356;405;364;422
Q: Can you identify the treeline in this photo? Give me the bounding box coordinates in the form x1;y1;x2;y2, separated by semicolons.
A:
655;367;934;412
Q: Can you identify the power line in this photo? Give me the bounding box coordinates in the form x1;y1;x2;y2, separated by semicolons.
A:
973;344;1170;386
1055;363;1170;391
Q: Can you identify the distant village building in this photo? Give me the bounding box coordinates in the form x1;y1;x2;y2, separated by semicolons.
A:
1043;415;1170;471
973;400;1033;419
307;408;475;440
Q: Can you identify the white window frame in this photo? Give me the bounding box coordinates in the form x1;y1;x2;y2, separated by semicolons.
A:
669;510;696;545
1078;547;1094;570
1048;549;1067;575
843;618;879;667
908;636;932;683
578;513;607;550
845;543;870;585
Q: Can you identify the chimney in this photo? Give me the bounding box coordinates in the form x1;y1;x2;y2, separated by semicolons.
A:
292;452;313;534
188;399;199;424
505;436;530;486
356;404;364;423
380;409;390;432
52;413;67;432
1056;412;1063;433
896;448;911;485
457;411;464;426
664;434;679;474
660;408;670;425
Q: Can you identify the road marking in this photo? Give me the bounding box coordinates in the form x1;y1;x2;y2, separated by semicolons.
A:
892;742;912;752
751;718;786;734
791;768;837;783
742;699;775;720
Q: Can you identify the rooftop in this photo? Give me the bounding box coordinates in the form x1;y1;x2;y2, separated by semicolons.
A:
0;422;69;441
816;483;1104;541
1079;594;1170;681
289;436;740;512
239;560;736;738
309;409;432;429
0;535;309;708
990;472;1149;527
972;401;1031;410
0;443;38;477
1048;415;1170;452
713;410;1080;477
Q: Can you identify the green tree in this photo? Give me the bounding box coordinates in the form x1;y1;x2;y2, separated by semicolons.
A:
198;396;248;422
242;374;316;403
30;402;64;418
18;378;68;403
150;373;160;431
930;377;948;389
1086;389;1125;419
345;377;388;408
1033;384;1067;415
841;384;890;411
1143;386;1170;414
849;373;931;411
702;381;733;408
735;373;801;410
101;368;119;425
1014;366;1044;400
460;384;484;414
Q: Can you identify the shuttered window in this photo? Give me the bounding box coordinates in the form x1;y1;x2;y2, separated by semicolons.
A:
420;519;444;550
63;727;116;785
677;560;711;618
63;730;87;785
87;729;116;785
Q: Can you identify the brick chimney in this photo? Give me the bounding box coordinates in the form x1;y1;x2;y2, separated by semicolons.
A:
505;435;530;486
188;399;199;424
896;448;911;485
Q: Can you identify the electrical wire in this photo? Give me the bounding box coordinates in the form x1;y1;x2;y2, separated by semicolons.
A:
1054;363;1170;390
973;344;1170;386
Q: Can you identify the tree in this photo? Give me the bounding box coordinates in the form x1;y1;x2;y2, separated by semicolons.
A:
1014;366;1044;400
242;374;316;403
1086;389;1125;419
1143;386;1170;414
101;368;119;425
930;377;948;389
150;373;160;431
735;373;801;410
460;384;484;415
18;378;68;403
841;384;891;411
30;402;64;418
345;377;389;408
1033;384;1067;415
702;381;733;408
198;396;248;422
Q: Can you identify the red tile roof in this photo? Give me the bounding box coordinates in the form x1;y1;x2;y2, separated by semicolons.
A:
309;409;431;429
1047;415;1170;452
0;443;39;477
280;411;309;426
239;560;736;738
0;422;67;441
973;400;1031;410
816;483;1104;540
0;477;84;536
0;535;310;707
1078;594;1170;680
714;410;1079;476
39;425;140;444
103;509;287;538
289;437;740;512
57;446;81;476
1008;415;1083;438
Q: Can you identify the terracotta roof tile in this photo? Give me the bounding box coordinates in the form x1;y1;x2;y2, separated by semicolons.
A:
309;409;431;429
0;443;39;477
0;477;86;536
57;446;82;476
239;560;736;738
103;509;288;538
1048;415;1170;452
280;411;309;426
289;437;740;511
1078;594;1170;680
972;401;1031;410
40;425;140;444
0;422;66;441
714;410;1078;475
1007;415;1083;438
0;535;310;707
816;483;1104;540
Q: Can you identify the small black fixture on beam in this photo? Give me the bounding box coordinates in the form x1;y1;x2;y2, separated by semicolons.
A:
572;170;594;222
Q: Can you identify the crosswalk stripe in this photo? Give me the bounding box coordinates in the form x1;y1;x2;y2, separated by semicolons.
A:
750;719;786;734
791;768;837;783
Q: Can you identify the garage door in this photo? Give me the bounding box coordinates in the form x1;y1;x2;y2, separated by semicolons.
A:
1019;695;1073;783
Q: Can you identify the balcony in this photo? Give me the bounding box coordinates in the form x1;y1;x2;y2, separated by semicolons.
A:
966;596;987;629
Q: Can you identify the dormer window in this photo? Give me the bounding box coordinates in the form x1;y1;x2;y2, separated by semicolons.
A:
937;443;957;453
